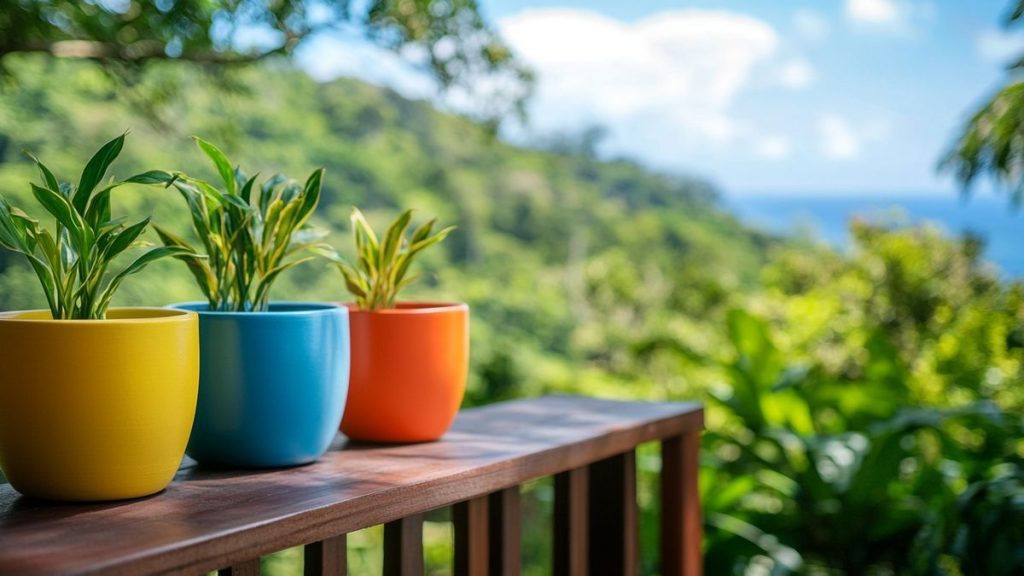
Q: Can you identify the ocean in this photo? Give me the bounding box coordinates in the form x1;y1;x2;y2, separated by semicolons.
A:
724;194;1024;277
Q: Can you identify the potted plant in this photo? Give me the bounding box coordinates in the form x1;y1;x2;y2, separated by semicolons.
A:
0;134;200;501
157;137;348;467
332;208;467;443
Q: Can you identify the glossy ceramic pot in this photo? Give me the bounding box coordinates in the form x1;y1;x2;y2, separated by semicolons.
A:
172;302;349;467
0;308;199;501
341;302;469;443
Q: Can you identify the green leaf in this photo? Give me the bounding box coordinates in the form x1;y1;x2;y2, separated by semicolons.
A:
271;201;300;255
85;184;115;226
34;228;61;274
350;207;379;249
389;251;414;291
153;224;215;300
25;152;60;192
221;191;253;212
381;209;413;266
296;168;323;224
0;198;28;250
75;133;125;213
337;262;368;298
96;246;196;315
409;224;455;252
239;174;259;204
57;225;74;262
124;170;177;185
171;180;218;257
259;174;288;214
31;183;88;250
252;257;314;310
103;217;150;260
280;182;302;205
193;137;237;195
181;177;228;208
262;198;285;244
409;218;436;245
24;252;59;318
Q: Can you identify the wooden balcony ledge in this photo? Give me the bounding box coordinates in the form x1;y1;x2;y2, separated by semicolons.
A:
0;395;704;576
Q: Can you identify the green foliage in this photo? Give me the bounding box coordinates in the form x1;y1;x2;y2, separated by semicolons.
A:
6;59;1021;575
944;0;1024;201
704;308;1017;573
949;466;1024;575
154;137;326;312
943;81;1024;201
0;0;532;123
697;223;1024;574
332;208;454;310
0;133;191;319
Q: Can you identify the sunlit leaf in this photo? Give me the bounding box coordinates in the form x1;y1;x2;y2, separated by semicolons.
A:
74;133;125;213
193;136;237;194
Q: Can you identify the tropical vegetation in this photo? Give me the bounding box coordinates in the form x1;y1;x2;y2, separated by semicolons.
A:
944;0;1024;204
0;55;1019;573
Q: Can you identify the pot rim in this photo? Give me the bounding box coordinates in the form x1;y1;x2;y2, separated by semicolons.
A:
0;307;195;324
344;301;469;315
169;301;346;318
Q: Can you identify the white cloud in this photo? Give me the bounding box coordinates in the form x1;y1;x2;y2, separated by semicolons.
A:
756;135;792;160
819;114;861;159
817;114;891;160
794;10;830;42
977;29;1024;63
499;8;781;163
778;59;815;89
844;0;934;35
296;34;435;97
846;0;899;25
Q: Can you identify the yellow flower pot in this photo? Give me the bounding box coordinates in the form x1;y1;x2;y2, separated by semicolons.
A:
0;308;199;501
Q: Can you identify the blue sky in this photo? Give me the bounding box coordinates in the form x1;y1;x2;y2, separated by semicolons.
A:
299;0;1023;197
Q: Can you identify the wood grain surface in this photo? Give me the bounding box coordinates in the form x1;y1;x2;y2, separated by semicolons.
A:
0;395;703;575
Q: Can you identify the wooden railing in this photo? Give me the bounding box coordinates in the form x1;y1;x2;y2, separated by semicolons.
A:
0;395;704;575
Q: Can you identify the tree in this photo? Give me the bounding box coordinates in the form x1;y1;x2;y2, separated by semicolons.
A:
0;0;532;120
942;1;1024;201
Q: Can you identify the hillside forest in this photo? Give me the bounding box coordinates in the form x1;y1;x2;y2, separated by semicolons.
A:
0;56;1021;574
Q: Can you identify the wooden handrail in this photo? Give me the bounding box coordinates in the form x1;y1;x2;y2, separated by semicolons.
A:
0;395;704;575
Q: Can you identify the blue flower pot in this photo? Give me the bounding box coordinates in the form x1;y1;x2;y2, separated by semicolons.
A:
170;302;349;467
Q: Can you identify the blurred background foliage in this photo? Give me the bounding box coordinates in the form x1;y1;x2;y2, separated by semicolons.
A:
1;8;1023;573
0;0;532;124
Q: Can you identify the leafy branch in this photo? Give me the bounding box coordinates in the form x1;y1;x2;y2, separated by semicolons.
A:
942;0;1024;202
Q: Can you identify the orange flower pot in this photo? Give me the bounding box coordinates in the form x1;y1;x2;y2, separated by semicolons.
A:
341;302;469;443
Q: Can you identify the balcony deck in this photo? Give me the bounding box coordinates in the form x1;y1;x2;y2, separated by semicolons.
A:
0;395;703;575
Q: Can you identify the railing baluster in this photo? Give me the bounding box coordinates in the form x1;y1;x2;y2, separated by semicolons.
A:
588;450;638;576
661;431;702;576
454;495;490;575
489;487;521;575
304;534;347;576
553;467;589;576
218;558;260;576
383;514;424;576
